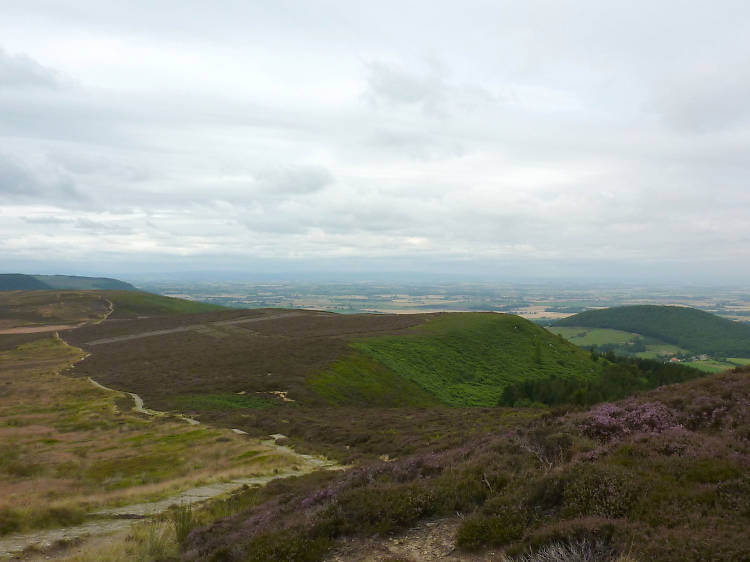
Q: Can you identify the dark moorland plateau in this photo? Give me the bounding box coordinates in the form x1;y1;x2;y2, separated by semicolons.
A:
1;285;748;561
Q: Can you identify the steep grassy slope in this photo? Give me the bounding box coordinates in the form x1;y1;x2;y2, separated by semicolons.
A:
316;313;605;407
555;305;750;356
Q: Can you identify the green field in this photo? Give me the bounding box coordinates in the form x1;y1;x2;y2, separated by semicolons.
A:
555;305;750;356
548;326;640;346
685;357;750;373
327;313;605;407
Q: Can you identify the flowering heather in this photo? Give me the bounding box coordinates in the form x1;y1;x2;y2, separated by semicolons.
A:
185;370;750;562
580;400;682;440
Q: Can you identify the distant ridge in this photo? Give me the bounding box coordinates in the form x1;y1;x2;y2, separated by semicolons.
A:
0;273;136;291
555;304;750;356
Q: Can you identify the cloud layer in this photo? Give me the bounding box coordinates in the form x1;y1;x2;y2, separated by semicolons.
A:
1;1;749;280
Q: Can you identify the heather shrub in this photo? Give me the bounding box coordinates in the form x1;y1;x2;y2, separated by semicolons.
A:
240;529;332;562
562;464;641;519
580;401;681;441
716;476;750;516
329;482;437;535
456;506;528;550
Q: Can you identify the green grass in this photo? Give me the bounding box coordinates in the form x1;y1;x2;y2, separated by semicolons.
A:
635;343;690;359
548;327;640;346
322;313;605;407
309;352;442;407
683;360;737;373
105;291;224;318
728;357;750;366
174;393;276;411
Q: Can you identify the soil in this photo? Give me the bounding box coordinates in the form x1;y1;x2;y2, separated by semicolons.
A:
326;518;502;561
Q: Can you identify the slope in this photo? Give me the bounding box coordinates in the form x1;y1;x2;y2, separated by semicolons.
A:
313;313;605;407
555;305;750;356
33;275;136;291
0;274;50;291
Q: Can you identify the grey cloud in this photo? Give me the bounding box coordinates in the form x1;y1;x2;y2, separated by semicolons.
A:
253;165;334;196
646;59;750;133
0;153;83;202
22;216;71;225
365;60;447;114
0;48;62;89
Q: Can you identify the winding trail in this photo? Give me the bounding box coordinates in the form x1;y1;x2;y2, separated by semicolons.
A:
84;311;308;346
0;441;334;559
0;362;334;558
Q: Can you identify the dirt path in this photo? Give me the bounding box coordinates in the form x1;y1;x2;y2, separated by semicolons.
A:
0;323;86;335
83;311;308;346
0;389;333;560
0;454;334;559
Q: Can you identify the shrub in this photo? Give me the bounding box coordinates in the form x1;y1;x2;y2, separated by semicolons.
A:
562;465;641;519
456;506;528;550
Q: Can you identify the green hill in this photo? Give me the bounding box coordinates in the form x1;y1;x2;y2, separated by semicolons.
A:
33;275;136;291
102;291;224;318
0;273;136;291
555;305;750;356
0;274;50;291
313;313;605;407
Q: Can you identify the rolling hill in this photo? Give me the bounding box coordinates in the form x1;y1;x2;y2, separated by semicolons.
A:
0;273;136;291
554;305;750;357
0;290;224;332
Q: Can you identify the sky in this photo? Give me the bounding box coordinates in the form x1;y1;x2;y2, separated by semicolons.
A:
1;1;749;283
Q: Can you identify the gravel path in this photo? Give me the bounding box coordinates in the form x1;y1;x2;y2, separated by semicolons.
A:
83;311;308;346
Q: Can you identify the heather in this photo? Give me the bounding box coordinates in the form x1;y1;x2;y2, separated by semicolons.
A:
185;367;750;561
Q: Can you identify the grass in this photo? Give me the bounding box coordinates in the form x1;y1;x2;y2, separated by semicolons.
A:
309;352;442;407
548;327;640;346
103;291;224;318
339;313;605;406
0;334;304;536
683;360;737;373
174;393;277;411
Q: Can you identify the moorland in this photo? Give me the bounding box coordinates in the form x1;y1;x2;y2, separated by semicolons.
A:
1;285;748;561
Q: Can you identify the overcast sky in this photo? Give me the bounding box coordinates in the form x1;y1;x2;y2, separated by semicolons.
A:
1;1;749;282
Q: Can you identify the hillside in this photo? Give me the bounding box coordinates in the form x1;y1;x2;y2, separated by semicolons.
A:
182;367;750;562
0;274;50;291
555;305;750;357
0;273;136;291
0;290;224;332
313;313;605;407
66;311;606;411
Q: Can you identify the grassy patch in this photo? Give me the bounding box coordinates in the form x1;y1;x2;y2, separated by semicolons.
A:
309;352;441;407
104;291;224;318
175;393;277;411
549;327;640;346
347;313;604;406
